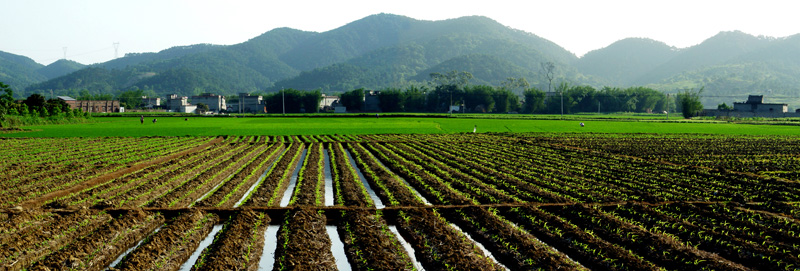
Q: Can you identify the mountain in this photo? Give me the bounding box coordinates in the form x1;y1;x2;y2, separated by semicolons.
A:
9;14;800;110
26;14;576;96
576;38;678;86
0;51;45;95
37;59;86;80
634;31;773;84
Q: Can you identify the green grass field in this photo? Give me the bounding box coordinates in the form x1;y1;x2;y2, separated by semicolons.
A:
4;115;800;137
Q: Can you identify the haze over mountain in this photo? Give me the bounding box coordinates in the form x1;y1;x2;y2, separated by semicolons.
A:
3;13;800;108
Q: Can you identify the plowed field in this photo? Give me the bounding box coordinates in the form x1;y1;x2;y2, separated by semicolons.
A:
3;133;800;270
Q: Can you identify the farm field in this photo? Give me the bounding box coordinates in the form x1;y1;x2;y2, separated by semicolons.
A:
5;115;800;137
2;133;800;270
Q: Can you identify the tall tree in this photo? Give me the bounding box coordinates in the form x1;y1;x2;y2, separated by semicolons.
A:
501;77;530;96
0;82;14;126
540;62;556;92
339;88;365;112
196;103;209;114
118;89;145;109
679;87;704;118
301;90;322;113
24;94;47;112
522;87;546;114
429;70;472;112
378;88;404;112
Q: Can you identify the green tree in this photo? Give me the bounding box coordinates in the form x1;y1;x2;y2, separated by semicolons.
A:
403;85;427;112
429;71;472;112
522;87;546;114
196;103;210;114
679;87;704;119
301;90;322;113
0;82;14;126
339;88;365;112
118;89;145;109
378;88;404;112
24;94;47;113
718;102;733;111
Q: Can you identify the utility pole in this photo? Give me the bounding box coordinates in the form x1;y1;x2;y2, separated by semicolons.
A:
113;42;120;59
282;87;285;116
666;93;670;120
62;47;67;60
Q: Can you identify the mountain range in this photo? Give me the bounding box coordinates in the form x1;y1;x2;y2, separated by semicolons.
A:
3;13;800;108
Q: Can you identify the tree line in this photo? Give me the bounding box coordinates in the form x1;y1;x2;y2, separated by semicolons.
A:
0;82;90;128
333;72;703;117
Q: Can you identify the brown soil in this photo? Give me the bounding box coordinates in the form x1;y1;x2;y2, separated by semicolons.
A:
109;141;234;208
338;210;413;270
28;210;163;271
192;209;270;271
391;208;504;271
365;142;473;205
544;204;747;270
330;143;372;207
503;206;661;271
1;209;111;271
346;143;425;206
243;143;304;207
114;210;219;271
273;207;337;270
18;137;224;209
291;143;324;206
194;143;284;208
442;206;581;270
148;143;261;208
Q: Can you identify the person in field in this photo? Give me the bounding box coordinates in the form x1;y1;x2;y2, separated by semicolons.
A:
152;118;157;124
140;115;144;124
580;122;585;127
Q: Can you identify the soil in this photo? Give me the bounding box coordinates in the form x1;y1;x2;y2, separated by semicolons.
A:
503;206;660;271
273;208;337;270
192;209;270;271
1;209;110;271
242;143;304;207
346;143;425;206
114;210;219;271
110;141;234;208
330;143;372;207
18;137;224;209
146;143;256;208
28;209;163;271
291;143;324;206
391;208;504;271
194;143;284;208
442;206;581;270
338;210;413;270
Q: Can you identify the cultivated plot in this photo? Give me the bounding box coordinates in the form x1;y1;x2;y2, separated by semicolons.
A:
2;133;800;270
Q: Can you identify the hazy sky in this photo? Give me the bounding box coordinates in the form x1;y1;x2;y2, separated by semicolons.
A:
2;0;797;65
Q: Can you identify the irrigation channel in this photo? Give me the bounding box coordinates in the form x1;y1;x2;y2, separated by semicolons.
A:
5;134;800;270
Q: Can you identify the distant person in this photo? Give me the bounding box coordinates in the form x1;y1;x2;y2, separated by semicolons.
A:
185;118;188;121
376;113;379;119
153;118;157;124
473;125;477;133
580;122;585;127
140;115;144;124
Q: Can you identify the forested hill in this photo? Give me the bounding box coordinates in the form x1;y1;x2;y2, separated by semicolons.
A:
9;14;800;108
22;14;576;97
0;52;85;95
577;31;800;107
